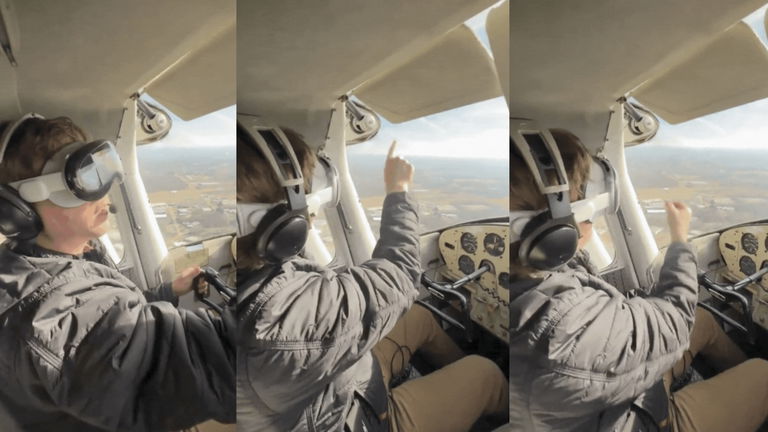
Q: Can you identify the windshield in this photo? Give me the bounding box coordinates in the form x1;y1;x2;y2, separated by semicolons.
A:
348;96;508;237
626;6;768;247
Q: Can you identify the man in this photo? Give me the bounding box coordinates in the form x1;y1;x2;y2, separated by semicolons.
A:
509;129;768;431
236;124;508;432
0;114;235;431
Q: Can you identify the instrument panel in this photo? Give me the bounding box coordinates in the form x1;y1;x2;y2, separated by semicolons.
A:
719;224;768;328
438;224;509;342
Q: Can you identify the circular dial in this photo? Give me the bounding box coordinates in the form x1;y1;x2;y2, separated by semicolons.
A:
741;233;759;255
483;233;505;257
458;255;475;275
498;272;511;290
460;232;478;254
740;256;757;276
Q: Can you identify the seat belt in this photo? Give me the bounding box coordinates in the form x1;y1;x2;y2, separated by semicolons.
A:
630;380;671;432
344;355;390;432
597;380;669;432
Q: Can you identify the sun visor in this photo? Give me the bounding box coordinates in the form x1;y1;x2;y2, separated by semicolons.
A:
355;24;502;123
146;23;235;121
486;1;509;107
633;22;768;124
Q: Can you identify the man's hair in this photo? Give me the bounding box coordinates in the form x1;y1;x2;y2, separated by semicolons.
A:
510;128;592;278
236;126;316;270
0;116;88;184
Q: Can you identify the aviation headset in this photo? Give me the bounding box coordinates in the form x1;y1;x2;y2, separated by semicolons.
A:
510;119;618;270
0;113;124;240
236;115;339;264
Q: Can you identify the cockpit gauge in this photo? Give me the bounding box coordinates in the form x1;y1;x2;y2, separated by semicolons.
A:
740;255;757;276
483;233;505;257
498;272;511;290
742;233;759;255
438;224;510;343
460;233;478;254
458;255;475;275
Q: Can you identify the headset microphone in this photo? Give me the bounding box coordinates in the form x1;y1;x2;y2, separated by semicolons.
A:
0;113;124;240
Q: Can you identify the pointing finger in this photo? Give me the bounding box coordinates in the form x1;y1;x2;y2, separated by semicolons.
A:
387;140;397;159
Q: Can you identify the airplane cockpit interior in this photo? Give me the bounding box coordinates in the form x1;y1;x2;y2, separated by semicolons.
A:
512;0;768;396
0;1;237;430
241;1;510;429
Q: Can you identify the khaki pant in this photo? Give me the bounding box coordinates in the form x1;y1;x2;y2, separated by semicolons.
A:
664;308;768;432
371;305;508;432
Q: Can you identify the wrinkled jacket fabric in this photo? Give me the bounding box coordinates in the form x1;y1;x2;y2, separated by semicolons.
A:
0;240;236;431
509;243;699;431
238;192;421;432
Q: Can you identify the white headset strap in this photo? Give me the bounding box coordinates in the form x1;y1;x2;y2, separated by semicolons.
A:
236;202;279;238
9;172;68;203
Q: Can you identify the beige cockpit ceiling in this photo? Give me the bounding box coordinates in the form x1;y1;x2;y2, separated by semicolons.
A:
511;0;768;150
0;0;235;138
237;0;505;147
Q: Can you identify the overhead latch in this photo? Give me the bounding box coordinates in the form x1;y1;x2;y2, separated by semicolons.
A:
621;97;660;145
343;96;381;145
134;96;173;145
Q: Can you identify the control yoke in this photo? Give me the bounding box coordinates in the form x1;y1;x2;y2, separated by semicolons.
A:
418;264;490;342
193;266;236;313
698;265;768;342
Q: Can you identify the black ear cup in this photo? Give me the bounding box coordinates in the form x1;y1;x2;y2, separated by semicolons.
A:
254;203;309;263
519;211;579;270
0;185;42;240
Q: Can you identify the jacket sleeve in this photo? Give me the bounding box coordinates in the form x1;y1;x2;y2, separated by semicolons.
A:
249;191;421;410
535;241;698;414
143;281;179;305
25;277;235;431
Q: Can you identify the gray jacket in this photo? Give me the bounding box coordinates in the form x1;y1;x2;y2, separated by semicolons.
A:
0;240;236;431
509;243;699;431
237;191;421;432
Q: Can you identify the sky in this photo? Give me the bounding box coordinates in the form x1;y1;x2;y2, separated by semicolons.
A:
644;4;768;150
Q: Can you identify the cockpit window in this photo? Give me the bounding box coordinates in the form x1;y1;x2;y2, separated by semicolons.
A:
627;109;768;246
626;5;768;247
348;97;508;237
135;100;236;249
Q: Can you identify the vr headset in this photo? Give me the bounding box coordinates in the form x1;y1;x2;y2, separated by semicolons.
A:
0;113;124;240
510;119;618;270
236;115;339;264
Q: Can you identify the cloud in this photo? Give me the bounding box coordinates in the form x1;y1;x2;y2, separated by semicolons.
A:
145;104;235;149
648;97;768;149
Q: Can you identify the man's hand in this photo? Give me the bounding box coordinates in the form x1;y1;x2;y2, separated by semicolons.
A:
665;201;692;243
384;140;414;194
172;266;203;296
